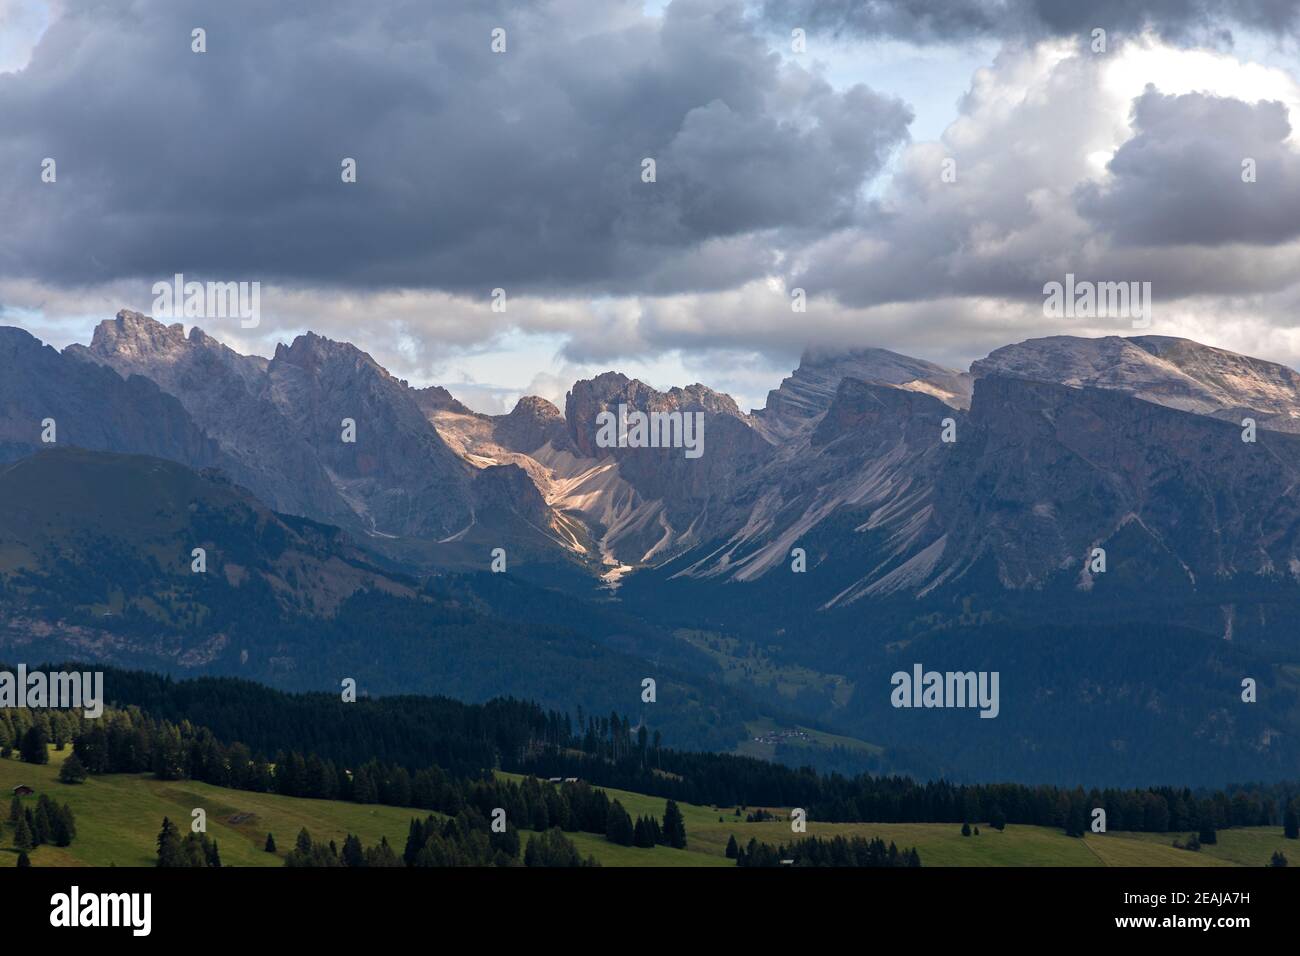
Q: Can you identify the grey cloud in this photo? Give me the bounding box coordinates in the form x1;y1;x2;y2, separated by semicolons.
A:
1076;88;1300;246
787;43;1300;317
759;0;1300;45
0;0;910;298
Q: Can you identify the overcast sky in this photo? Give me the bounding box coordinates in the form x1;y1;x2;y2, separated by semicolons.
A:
3;0;1300;412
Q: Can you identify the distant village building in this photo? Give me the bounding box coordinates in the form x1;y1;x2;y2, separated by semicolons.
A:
752;729;813;746
12;785;34;796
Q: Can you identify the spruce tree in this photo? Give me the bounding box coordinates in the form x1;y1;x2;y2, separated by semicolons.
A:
52;804;76;847
58;752;88;784
265;832;277;853
342;833;365;867
404;818;426;865
13;814;33;851
1284;803;1299;840
19;725;48;765
16;850;30;868
662;800;687;849
605;800;635;846
725;834;739;859
156;817;183;867
33;798;53;845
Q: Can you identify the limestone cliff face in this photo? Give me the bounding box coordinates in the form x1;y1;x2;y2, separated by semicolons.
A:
17;314;1300;605
0;323;225;472
972;334;1300;431
68;311;356;528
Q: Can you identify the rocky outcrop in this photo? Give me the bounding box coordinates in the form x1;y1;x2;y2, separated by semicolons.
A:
0;325;225;471
494;395;570;454
973;334;1300;431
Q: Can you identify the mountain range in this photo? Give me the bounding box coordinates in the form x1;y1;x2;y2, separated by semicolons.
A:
4;310;1300;785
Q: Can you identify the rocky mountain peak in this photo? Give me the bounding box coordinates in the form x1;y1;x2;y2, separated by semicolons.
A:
412;385;474;417
972;334;1300;431
756;346;971;442
88;310;188;359
494;395;569;454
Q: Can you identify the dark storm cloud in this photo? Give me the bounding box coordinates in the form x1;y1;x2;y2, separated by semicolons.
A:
0;0;911;296
760;0;1300;44
1076;88;1300;246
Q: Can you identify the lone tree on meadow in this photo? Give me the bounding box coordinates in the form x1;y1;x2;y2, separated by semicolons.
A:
59;752;87;784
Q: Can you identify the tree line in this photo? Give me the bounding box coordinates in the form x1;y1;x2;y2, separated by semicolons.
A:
9;663;1300;842
733;834;920;868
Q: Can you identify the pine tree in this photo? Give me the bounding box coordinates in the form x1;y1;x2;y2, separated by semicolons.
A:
633;816;656;848
16;850;31;868
264;832;277;853
605;800;635;846
1284;803;1299;840
364;836;401;867
58;752;88;784
403;818;426;866
33;798;54;845
1065;802;1087;838
156;817;184;867
206;838;222;868
8;795;20;822
961;821;972;837
662;800;687;849
52;803;76;847
13;814;34;851
19;725;48;764
342;833;365;867
725;834;739;859
1270;850;1288;867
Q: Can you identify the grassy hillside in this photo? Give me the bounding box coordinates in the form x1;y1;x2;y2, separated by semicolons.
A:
1;748;426;867
1;751;1289;867
498;773;1284;868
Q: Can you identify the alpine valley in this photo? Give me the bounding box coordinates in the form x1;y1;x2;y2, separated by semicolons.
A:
4;311;1300;787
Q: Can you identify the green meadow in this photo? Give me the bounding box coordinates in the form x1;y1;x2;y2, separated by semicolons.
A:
0;751;1289;867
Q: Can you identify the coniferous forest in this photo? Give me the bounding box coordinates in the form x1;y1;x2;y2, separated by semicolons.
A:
5;663;1297;852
